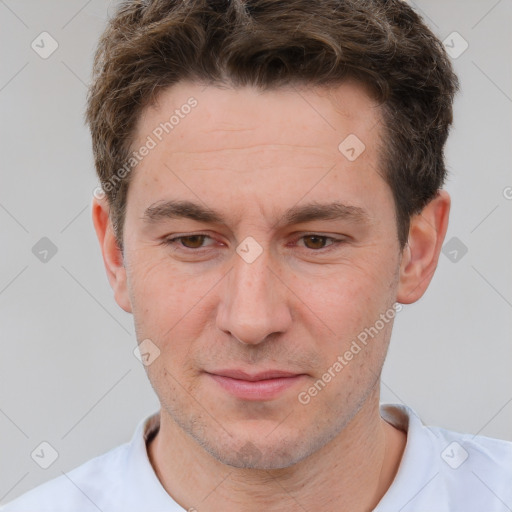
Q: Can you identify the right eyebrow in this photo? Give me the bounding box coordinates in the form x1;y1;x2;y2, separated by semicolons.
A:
142;200;225;224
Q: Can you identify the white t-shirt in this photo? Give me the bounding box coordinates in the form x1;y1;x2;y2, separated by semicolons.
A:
1;404;511;511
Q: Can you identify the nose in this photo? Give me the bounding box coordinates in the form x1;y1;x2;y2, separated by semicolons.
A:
216;248;292;345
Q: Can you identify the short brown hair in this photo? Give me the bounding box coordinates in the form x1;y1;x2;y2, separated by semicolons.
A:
85;0;459;249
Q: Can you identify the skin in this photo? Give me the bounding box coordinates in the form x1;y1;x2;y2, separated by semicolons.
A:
92;80;450;511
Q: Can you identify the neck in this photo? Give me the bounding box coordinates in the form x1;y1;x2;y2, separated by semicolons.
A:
147;388;406;512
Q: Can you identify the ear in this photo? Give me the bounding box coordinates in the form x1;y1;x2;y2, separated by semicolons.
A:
91;196;132;313
397;190;451;304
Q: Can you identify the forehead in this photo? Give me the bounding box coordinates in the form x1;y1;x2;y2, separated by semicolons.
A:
127;80;388;224
134;80;382;158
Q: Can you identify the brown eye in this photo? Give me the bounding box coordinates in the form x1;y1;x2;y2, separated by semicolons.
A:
296;234;345;253
178;235;207;249
164;234;212;250
302;235;330;250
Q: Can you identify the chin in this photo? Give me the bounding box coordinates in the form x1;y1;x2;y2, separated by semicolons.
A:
195;430;320;470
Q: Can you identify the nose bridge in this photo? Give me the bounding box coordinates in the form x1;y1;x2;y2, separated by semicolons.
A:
217;247;290;345
233;251;273;307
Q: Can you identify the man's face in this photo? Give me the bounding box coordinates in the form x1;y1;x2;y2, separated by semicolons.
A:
121;81;403;469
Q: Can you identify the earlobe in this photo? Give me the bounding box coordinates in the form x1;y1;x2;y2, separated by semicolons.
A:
397;190;451;304
91;197;132;313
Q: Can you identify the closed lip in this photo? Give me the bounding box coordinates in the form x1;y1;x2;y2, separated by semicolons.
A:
206;369;305;381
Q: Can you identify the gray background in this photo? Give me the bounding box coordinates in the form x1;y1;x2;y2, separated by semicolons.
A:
1;0;511;504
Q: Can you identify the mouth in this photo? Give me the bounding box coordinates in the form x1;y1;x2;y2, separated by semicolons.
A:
205;369;308;401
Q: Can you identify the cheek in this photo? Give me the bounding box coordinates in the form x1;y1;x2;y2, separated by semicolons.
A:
125;253;195;335
128;245;190;296
295;259;399;399
125;250;226;374
300;257;396;335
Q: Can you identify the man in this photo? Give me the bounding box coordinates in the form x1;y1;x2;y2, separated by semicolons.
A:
2;0;511;511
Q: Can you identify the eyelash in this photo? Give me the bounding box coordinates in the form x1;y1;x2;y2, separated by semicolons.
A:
162;233;346;253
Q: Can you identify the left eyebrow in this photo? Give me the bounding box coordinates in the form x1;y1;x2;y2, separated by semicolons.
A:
278;201;370;227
